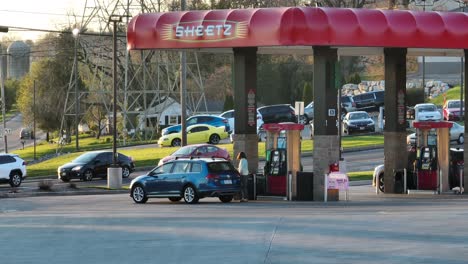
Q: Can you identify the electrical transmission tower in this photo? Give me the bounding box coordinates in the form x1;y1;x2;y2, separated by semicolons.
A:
60;0;207;148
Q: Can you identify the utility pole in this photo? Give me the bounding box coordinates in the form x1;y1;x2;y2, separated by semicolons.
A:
33;80;36;160
0;26;9;153
180;0;187;146
108;15;123;189
72;28;80;151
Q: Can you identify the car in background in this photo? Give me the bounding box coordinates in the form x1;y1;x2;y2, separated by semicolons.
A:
158;144;230;166
414;103;442;121
341;96;356;114
342;111;375;135
219;109;264;134
257;104;296;124
443;99;464;121
19;127;34;140
161;115;230;136
303;102;314;123
57;151;135;182
352;91;384;111
158;124;229;147
406;121;464;145
130;158;241;204
0;154;27;187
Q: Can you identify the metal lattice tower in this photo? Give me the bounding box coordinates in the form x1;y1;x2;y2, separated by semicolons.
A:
60;0;208;147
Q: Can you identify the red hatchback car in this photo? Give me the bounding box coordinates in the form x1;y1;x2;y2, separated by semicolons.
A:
158;144;230;166
443;100;464;121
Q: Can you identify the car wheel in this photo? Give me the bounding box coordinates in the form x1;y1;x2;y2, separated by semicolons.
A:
9;172;22;187
219;195;233;203
183;185;199;204
298;115;307;124
83;169;94;181
168;197;182;202
458;134;464;144
209;134;220;144
378;173;385;193
122;166;131;178
131;185;148;204
171;138;181;147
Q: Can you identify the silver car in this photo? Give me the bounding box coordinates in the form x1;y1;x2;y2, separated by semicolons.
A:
406;121;464;145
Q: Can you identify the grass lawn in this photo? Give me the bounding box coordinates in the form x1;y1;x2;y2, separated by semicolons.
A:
21;135;384;178
347;170;373;181
429;86;461;105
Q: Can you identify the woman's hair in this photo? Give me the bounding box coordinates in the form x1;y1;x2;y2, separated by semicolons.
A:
237;151;246;159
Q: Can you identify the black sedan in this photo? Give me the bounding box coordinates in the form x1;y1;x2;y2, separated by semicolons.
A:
58;151;135;182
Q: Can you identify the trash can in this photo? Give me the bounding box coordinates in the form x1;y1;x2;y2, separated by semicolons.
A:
449;148;464;189
296;171;314;201
247;174;256;200
394;169;405;194
255;173;266;196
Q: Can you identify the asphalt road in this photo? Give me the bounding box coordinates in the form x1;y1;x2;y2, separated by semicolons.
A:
1;189;468;264
0;113;45;153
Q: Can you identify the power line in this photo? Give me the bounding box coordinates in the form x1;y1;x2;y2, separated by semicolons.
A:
0;9;83;17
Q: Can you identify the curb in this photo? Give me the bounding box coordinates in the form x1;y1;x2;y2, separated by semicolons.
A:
0;188;128;199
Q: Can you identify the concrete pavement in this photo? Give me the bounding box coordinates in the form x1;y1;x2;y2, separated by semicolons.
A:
1;186;468;264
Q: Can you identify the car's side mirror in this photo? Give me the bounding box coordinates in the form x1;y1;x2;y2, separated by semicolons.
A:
94;159;101;164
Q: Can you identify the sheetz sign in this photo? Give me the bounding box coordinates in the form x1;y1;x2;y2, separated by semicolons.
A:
163;20;248;42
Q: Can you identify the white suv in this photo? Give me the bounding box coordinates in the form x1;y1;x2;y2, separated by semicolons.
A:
0;154;27;187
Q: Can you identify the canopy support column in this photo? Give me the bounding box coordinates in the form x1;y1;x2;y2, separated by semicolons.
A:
312;46;339;201
464;49;468;192
232;47;258;174
384;48;407;193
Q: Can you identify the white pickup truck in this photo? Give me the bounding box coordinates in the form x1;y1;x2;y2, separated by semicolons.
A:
414;103;442;122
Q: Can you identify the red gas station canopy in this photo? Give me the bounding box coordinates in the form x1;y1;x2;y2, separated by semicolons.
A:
127;7;468;50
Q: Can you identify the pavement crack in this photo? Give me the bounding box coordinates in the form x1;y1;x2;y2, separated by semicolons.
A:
264;216;282;264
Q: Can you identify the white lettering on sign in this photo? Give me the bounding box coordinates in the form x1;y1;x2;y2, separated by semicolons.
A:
175;24;232;38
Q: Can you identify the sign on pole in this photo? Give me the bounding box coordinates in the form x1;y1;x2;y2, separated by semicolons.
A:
295;101;304;116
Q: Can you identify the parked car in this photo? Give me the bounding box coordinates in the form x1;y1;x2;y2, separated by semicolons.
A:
257;104;296;124
341;96;356;114
342;111;375;135
57;151;135;182
0;154;27;187
161;115;230;136
414;103;442;121
158;124;229;147
303;102;314;123
219;109;264;134
406;121;464;145
352;91;384;111
372;146;417;192
443;99;464;121
130;158;241;204
158;144;230;166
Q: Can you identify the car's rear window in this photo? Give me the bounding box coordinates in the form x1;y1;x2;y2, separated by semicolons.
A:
207;161;236;173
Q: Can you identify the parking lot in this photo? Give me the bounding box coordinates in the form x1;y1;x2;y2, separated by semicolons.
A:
1;185;468;264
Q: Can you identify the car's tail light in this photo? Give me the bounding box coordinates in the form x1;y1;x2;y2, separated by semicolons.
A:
22;161;27;166
206;173;219;181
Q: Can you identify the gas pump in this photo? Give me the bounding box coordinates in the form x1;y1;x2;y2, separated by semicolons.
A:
264;148;287;195
412;121;453;193
417;146;438;190
262;123;304;198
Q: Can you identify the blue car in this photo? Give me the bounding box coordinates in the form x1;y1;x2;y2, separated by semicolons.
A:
161;115;230;136
130;158;240;204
